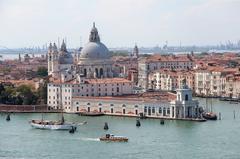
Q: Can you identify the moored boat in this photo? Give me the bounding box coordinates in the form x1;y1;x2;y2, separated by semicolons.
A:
30;119;77;130
100;134;128;142
203;95;217;120
202;112;217;120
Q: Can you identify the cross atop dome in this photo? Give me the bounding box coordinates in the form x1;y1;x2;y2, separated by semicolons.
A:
89;22;100;42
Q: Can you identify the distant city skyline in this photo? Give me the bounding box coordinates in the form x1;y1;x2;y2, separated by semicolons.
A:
0;0;240;48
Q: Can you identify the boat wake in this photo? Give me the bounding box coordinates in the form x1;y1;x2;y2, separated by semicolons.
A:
77;137;100;142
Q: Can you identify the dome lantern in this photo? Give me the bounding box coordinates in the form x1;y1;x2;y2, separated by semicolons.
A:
89;22;100;43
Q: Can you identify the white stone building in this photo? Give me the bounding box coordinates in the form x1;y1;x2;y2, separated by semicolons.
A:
138;54;194;90
194;70;226;96
148;70;195;92
70;80;201;120
170;81;200;118
47;78;133;111
225;74;240;98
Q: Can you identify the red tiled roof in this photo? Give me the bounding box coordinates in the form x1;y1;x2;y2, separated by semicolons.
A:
85;78;132;84
73;91;176;102
146;54;193;63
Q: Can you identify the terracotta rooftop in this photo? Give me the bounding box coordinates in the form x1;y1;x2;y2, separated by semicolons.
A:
151;69;195;76
146;54;193;63
51;78;132;84
85;78;132;84
73;91;176;103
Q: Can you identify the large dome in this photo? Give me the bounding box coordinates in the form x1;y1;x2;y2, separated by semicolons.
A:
80;42;111;59
79;23;112;60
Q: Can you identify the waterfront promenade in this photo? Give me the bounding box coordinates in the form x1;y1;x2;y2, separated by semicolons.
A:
0;105;60;113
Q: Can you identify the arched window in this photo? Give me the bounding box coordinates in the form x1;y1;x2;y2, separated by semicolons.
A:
144;106;147;113
163;107;166;116
135;109;138;115
167;108;170;114
123;108;126;114
95;68;99;78
159;107;162;114
84;68;87;77
152;107;155;114
185;94;188;101
100;68;103;77
148;107;151;115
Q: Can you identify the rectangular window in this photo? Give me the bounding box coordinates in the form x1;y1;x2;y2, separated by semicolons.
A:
152;107;155;114
159;107;162;114
144;106;147;113
167;108;170;114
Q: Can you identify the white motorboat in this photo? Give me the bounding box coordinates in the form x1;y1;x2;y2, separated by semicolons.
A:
100;134;128;142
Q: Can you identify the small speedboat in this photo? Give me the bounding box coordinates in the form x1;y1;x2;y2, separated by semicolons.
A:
100;134;128;142
202;112;217;120
30;119;77;130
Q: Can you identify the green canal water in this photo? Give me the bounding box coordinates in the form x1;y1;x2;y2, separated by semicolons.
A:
0;98;240;159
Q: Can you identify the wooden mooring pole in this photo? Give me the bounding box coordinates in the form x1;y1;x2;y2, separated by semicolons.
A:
219;112;221;120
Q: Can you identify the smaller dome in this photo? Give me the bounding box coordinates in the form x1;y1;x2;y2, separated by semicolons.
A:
59;53;73;64
58;40;73;64
80;42;111;59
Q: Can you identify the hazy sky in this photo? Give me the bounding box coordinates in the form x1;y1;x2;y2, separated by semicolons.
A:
0;0;240;48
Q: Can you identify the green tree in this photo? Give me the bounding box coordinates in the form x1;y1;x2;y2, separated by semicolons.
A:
0;83;6;103
37;67;48;77
37;80;48;104
16;85;38;105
